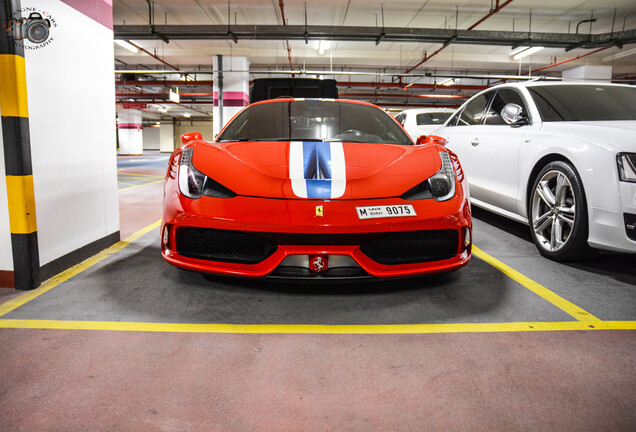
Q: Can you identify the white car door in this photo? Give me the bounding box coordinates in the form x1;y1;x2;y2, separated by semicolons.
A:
467;88;530;215
440;91;496;197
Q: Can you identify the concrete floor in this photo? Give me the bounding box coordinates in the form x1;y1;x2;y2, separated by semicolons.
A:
1;151;635;431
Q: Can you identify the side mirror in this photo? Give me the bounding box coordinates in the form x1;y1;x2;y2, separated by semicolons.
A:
416;135;447;146
501;103;529;126
181;131;202;144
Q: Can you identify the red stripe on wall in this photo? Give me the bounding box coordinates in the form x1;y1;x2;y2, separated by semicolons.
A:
118;123;142;129
61;0;113;30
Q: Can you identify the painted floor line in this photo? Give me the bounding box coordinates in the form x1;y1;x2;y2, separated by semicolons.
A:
472;246;601;323
0;224;610;333
117;171;164;178
1;319;635;334
118;179;164;192
0;219;163;318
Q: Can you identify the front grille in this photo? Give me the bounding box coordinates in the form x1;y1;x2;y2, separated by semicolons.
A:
175;228;458;266
359;230;458;265
176;228;277;264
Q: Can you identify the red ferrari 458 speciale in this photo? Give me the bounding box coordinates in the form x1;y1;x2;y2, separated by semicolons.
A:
162;98;471;280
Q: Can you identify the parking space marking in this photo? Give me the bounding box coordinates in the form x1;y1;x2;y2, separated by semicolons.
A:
0;219;162;318
1;319;634;334
2;224;629;334
472;246;601;323
118;179;163;192
117;170;164;178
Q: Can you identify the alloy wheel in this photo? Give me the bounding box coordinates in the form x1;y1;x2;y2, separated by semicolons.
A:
531;170;576;252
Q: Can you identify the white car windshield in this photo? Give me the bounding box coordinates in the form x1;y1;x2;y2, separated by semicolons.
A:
528;85;636;121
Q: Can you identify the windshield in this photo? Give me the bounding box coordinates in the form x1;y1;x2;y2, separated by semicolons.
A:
416;112;452;125
528;85;636;121
217;99;412;145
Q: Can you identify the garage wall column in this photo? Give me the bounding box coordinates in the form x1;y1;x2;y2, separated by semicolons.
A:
213;56;250;137
0;0;39;290
562;65;612;81
118;109;143;155
160;120;175;153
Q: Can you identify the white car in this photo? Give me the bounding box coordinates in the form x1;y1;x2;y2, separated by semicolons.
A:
434;82;636;261
395;108;454;141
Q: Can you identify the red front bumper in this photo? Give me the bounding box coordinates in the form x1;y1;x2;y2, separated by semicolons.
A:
161;190;472;279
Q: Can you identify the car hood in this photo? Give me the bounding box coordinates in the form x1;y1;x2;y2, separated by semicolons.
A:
191;140;442;199
540;121;636;152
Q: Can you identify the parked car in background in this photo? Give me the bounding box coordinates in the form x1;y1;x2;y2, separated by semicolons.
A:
395;108;454;141
162;98;471;279
434;82;636;261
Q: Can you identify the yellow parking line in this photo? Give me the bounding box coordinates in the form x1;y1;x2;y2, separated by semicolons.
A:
0;229;619;333
117;171;164;178
0;219;162;318
0;319;634;334
472;246;601;323
118;179;164;192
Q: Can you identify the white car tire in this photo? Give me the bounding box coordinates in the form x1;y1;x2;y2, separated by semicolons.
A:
529;161;591;261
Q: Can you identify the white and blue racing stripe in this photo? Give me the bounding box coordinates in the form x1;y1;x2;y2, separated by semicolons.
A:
289;141;346;199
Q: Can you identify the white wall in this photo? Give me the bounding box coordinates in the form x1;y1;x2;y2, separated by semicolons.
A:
160;121;175;153
0;119;12;272
175;121;214;143
143;126;160;150
25;0;119;267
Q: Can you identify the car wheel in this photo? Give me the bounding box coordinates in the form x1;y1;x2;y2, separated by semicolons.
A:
529;161;591;261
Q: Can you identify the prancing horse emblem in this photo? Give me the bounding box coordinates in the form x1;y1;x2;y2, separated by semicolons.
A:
316;205;323;217
310;255;327;272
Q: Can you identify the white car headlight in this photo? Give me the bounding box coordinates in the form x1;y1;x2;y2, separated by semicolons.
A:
617;153;636;183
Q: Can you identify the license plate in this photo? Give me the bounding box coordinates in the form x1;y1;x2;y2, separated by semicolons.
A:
356;204;416;219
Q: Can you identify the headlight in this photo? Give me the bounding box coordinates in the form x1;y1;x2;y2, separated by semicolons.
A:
617;153;636;183
401;151;456;202
178;148;236;199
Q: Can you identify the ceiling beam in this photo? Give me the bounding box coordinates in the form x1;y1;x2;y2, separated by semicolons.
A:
114;25;636;49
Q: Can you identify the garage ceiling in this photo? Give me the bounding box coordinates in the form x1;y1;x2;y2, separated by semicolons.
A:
113;0;636;119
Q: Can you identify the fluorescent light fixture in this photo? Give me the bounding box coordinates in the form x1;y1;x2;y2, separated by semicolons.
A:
439;78;455;86
114;39;139;53
510;46;529;56
169;88;180;103
512;46;544;60
317;40;331;55
602;47;636;63
183;113;191;118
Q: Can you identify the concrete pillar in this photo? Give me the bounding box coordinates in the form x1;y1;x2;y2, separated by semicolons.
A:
117;109;143;155
562;65;612;82
160;121;175;153
213;56;250;137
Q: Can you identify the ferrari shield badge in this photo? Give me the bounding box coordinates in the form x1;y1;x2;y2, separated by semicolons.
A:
315;205;323;217
309;255;328;272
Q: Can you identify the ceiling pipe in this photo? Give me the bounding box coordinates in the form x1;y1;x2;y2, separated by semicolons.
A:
126;40;181;71
278;0;295;77
116;80;214;86
340;92;468;100
340;81;488;91
405;0;514;73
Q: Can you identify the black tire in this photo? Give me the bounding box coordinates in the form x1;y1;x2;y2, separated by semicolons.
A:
528;161;591;262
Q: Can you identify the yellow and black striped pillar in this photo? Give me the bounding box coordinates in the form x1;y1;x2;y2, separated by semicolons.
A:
1;0;40;290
